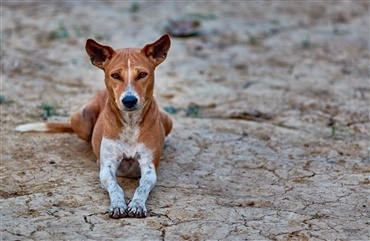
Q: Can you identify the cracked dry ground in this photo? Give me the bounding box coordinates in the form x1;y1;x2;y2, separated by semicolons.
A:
1;1;369;241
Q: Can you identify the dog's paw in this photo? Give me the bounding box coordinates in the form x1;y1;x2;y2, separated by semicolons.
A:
109;200;127;219
126;199;147;218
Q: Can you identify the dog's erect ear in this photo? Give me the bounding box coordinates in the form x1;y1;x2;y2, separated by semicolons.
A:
85;39;115;69
141;34;171;66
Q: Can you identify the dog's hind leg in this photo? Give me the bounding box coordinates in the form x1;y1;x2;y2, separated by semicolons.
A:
71;90;108;142
159;108;173;136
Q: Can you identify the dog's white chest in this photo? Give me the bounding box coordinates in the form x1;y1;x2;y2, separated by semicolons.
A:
100;128;153;178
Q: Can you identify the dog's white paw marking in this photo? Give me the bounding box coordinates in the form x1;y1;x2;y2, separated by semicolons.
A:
100;138;156;219
109;198;127;219
127;199;147;218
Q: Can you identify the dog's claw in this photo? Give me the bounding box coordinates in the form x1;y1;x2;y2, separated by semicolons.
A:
109;207;127;219
127;200;147;218
109;200;127;219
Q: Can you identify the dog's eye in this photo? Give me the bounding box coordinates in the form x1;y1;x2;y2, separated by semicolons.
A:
137;72;148;80
111;73;121;80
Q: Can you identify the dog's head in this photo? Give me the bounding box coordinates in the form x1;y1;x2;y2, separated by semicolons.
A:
85;35;171;113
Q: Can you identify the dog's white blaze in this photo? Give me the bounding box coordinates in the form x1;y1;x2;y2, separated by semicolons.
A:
127;57;132;84
120;56;140;108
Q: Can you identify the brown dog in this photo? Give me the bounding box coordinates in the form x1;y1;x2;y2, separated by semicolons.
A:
16;35;173;218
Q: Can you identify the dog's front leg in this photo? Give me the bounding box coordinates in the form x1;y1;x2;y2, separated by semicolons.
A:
99;139;127;218
127;160;157;218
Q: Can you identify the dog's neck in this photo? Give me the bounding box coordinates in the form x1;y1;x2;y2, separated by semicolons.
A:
106;96;154;129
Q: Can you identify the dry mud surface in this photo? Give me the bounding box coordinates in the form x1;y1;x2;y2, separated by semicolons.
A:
1;1;370;240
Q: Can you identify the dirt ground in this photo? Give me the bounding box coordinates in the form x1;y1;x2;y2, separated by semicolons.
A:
1;1;369;240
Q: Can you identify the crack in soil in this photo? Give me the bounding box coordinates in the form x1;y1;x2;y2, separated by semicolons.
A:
83;215;95;231
160;227;166;241
3;229;29;238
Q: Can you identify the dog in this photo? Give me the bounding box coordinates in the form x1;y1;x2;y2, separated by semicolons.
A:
15;34;173;218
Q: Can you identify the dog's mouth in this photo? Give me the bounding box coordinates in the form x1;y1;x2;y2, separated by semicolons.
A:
122;106;139;112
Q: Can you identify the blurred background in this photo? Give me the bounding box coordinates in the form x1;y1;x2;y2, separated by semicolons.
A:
2;1;369;125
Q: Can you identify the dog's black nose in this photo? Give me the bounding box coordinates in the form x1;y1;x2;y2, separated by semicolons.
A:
122;95;138;109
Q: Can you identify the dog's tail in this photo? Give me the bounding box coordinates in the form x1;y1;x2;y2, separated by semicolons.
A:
15;122;74;133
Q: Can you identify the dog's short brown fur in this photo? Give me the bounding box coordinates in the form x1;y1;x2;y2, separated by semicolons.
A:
16;35;173;218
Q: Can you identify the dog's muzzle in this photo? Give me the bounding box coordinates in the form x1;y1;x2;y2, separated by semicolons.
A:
122;95;138;111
